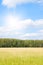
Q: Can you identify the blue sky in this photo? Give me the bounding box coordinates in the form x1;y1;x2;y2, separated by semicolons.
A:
0;0;43;39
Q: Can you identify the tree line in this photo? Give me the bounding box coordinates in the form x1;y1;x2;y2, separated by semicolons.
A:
0;38;43;47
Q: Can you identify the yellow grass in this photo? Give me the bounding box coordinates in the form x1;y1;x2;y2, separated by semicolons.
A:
0;48;43;65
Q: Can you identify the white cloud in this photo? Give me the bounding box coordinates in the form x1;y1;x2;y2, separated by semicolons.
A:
21;33;38;37
22;33;43;37
39;30;43;33
34;19;43;26
4;15;29;30
4;15;33;30
21;19;43;28
20;32;43;40
2;0;43;7
4;15;43;31
0;14;43;39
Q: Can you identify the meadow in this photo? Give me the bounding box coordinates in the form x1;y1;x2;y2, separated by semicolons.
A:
0;48;43;65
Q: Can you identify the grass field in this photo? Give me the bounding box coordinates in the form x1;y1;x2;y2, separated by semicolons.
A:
0;48;43;65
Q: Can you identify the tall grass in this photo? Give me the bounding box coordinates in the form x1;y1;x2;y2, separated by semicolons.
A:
0;48;43;65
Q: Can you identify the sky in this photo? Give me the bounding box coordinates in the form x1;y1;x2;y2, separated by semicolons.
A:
0;0;43;40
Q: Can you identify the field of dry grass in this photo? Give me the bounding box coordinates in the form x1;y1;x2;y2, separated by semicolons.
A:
0;48;43;65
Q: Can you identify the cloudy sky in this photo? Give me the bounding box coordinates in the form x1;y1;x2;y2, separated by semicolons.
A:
0;0;43;39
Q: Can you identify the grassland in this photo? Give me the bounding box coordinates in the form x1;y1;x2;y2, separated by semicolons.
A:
0;48;43;65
